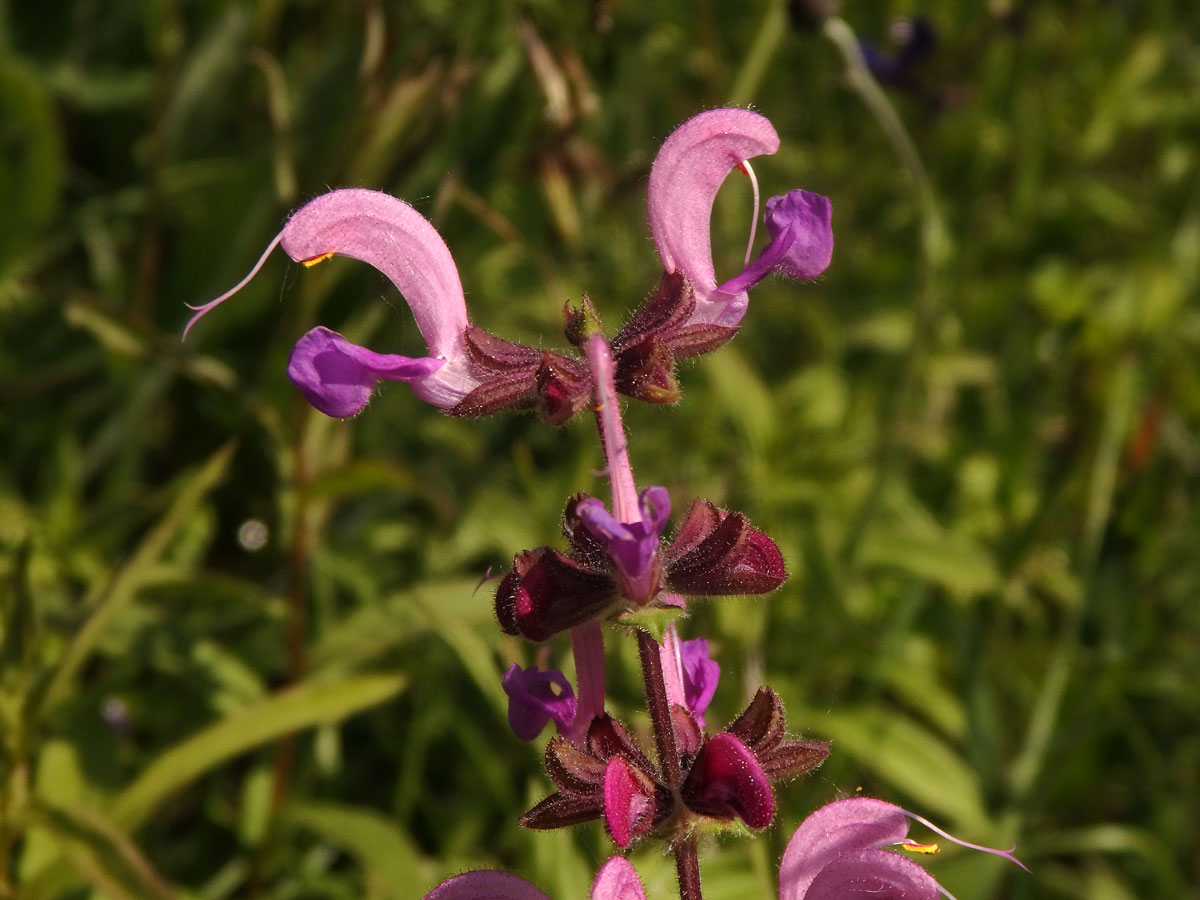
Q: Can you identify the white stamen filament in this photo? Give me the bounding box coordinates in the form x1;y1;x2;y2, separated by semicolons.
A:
741;159;761;269
182;232;284;340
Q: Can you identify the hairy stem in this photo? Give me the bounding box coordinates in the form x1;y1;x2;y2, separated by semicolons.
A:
674;838;703;900
638;629;683;788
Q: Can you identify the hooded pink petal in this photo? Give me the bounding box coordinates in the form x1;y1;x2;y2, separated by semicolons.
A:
647;108;780;328
780;797;1027;900
602;756;655;849
422;870;551;900
779;798;911;900
590;857;647;900
804;849;939;900
278;189;476;407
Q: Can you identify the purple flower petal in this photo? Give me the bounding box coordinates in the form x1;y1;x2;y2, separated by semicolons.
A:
501;664;578;741
576;486;670;605
422;870;552;900
590;857;647;900
717;190;833;295
648;108;780;329
679;637;720;724
285;326;444;418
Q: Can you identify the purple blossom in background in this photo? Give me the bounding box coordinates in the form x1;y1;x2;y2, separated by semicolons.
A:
859;16;938;89
779;797;1027;900
501;664;577;741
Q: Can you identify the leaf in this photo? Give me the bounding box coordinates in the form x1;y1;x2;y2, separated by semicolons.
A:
287;801;432;900
616;604;686;643
309;578;480;674
40;442;237;713
31;801;176;900
859;528;1000;598
111;673;407;832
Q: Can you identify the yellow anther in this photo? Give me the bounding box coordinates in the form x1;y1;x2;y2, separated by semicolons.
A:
301;251;335;268
902;841;940;855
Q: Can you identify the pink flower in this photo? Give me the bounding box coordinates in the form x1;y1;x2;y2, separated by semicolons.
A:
422;856;645;900
184;189;479;414
780;797;1028;900
647;108;834;330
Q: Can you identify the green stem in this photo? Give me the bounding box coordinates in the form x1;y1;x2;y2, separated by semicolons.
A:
730;0;788;106
821;17;950;567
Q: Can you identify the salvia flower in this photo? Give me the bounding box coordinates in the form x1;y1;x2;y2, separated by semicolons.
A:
501;664;578;741
611;108;833;403
646;107;833;330
421;856;645;900
184;188;481;414
779;797;1028;900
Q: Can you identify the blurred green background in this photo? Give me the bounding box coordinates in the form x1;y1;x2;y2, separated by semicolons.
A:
2;1;1199;898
